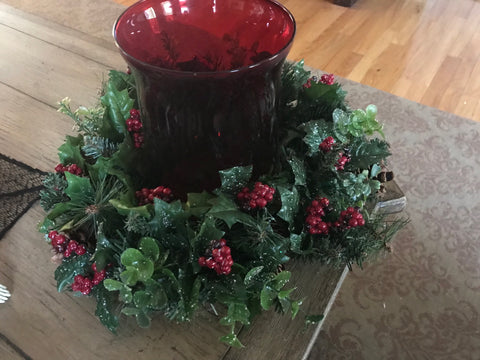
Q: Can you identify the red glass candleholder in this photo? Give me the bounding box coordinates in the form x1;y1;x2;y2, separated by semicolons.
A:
114;0;295;196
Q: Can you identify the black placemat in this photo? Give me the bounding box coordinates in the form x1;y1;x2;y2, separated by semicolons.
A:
0;154;47;239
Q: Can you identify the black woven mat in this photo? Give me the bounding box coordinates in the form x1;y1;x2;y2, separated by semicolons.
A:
0;154;47;239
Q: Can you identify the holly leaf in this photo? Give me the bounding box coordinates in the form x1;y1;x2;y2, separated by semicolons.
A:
225;302;250;325
64;172;95;203
94;283;119;333
244;266;264;287
148;199;186;234
220;333;244;348
109;198;151;218
186;191;214;217
207;194;256;228
93;227;115;270
277;186;299;226
300;120;333;155
218;165;252;194
288;156;306;186
54;254;90;292
108;70;133;91
272;271;291;291
260;285;276;310
101;80;134;138
58;135;85;169
305;314;324;327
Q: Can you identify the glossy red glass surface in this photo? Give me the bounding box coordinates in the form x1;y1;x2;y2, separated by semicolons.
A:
114;0;295;196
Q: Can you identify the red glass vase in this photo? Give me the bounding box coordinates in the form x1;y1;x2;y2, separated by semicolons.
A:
114;0;295;196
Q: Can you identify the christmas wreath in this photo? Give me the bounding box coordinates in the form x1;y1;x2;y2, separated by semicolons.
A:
39;61;405;347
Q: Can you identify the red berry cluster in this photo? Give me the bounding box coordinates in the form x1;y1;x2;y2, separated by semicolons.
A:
126;109;144;148
305;197;331;235
335;152;351;171
306;198;366;235
237;182;275;210
54;163;82;175
135;186;174;205
198;239;233;275
319;136;335;152
332;207;365;229
48;231;86;257
71;263;107;295
320;73;335;85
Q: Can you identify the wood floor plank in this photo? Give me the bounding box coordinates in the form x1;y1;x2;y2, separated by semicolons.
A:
0;3;124;69
0;24;113;108
0;82;73;171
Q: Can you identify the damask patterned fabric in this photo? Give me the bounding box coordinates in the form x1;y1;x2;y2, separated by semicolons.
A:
0;154;46;239
309;79;480;359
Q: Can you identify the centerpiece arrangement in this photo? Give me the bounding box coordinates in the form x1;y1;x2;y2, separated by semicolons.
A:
38;0;405;347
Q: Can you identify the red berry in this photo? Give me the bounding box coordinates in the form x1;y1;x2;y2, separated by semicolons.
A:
75;245;86;255
198;257;206;266
320;73;335;85
205;258;216;269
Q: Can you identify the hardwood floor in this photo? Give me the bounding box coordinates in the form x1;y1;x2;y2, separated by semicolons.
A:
113;0;480;121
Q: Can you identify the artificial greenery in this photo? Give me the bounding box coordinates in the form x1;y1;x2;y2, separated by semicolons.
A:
39;61;405;347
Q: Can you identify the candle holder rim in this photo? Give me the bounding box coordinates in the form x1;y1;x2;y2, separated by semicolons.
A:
112;0;296;76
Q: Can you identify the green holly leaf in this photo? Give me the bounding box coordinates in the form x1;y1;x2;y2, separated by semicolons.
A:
220;333;244;348
244;266;264;287
305;314;324;327
277;186;299;226
93;226;115;270
109;198;151;218
54;254;90;292
260;285;276;310
58;135;85;169
291;299;302;319
64;172;95;203
288;156;306;186
108;70;133;91
272;271;291;291
207;194;256;228
218;165;253;194
148;199;186;234
278;287;296;299
226;303;250;325
289;233;305;253
139;237;160;262
101;80;135;139
195;217;225;248
186;191;215;217
94;283;119;333
300;120;333;155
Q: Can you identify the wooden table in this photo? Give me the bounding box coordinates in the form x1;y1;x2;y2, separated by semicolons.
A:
0;4;346;359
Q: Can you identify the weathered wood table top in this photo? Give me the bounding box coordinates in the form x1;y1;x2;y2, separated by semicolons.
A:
0;4;346;359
